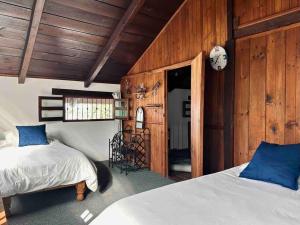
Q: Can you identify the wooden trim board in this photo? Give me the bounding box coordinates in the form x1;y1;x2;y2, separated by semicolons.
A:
191;52;205;177
223;0;234;169
123;59;193;79
52;88;113;98
234;7;300;38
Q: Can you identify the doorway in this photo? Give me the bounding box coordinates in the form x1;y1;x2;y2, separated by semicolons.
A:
127;53;204;178
167;66;192;181
160;52;205;178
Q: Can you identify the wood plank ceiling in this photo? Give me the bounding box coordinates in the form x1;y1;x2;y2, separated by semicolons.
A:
0;0;184;84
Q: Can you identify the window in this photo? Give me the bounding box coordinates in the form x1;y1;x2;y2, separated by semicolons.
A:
64;97;114;121
39;96;64;122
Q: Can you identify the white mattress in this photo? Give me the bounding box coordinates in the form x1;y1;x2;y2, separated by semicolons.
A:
90;164;300;225
0;141;98;197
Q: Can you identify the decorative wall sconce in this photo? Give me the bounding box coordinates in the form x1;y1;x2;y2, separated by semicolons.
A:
136;83;147;99
133;80;161;100
152;81;160;96
124;79;131;95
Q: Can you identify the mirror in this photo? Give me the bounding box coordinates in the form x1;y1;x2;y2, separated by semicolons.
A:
136;107;144;129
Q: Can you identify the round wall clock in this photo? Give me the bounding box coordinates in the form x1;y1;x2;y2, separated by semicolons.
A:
209;46;228;71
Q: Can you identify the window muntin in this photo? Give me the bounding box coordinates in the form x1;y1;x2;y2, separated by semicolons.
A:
64;97;114;121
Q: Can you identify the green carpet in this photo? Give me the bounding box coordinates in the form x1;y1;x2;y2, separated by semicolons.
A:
8;161;174;225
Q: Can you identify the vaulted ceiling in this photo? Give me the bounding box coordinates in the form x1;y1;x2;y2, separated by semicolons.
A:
0;0;184;85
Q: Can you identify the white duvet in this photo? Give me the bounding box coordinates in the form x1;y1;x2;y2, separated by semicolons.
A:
0;141;98;197
91;164;300;225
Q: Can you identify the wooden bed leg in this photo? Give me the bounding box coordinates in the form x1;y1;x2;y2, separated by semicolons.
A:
3;197;11;218
75;182;86;201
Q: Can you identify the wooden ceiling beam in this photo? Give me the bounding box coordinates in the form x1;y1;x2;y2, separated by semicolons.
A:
84;0;145;87
19;0;45;84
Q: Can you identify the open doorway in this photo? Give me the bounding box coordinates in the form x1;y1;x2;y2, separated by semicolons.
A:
167;66;191;181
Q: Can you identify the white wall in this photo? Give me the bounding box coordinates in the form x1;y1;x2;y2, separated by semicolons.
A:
168;89;190;150
0;76;120;161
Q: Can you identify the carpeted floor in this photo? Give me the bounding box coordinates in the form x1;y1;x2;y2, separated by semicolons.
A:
7;161;174;225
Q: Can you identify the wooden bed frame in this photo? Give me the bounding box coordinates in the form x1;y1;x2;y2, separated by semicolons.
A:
2;181;86;217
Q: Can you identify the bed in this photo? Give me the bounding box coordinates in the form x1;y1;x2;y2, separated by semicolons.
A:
0;140;98;216
169;149;191;173
90;164;300;225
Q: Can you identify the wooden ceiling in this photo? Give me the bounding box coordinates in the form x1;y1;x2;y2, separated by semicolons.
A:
0;0;184;85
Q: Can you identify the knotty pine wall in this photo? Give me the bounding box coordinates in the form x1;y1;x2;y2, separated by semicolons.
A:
234;0;300;26
234;0;300;166
121;71;166;175
123;0;227;175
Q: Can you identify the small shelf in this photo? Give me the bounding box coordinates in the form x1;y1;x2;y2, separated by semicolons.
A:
145;104;163;108
39;117;64;122
115;107;125;110
114;99;129;120
41;106;64;111
39;96;64;122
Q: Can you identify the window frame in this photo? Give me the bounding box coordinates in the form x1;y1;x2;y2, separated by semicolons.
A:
38;96;64;122
62;96;115;122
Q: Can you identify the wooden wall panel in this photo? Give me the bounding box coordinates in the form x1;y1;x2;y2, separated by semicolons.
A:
248;36;267;155
285;29;297;144
295;28;300;144
265;31;286;144
234;39;250;165
234;0;300;26
122;71;167;176
125;0;227;175
234;25;300;165
129;0;202;74
204;129;224;173
285;28;300;144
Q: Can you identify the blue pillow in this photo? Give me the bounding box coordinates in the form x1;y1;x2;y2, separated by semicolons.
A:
16;125;49;147
240;141;300;190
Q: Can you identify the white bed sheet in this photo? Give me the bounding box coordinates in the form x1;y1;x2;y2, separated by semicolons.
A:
91;164;300;225
0;141;98;197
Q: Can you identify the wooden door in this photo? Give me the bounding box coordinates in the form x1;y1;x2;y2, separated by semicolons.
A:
191;52;205;177
149;71;168;176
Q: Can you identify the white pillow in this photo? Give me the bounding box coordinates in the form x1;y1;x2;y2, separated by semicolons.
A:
0;140;10;148
4;131;19;147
